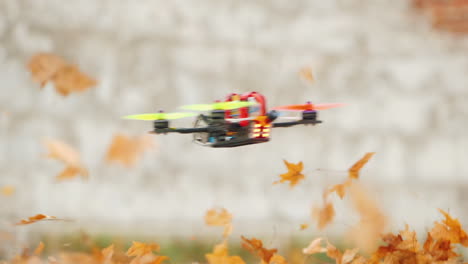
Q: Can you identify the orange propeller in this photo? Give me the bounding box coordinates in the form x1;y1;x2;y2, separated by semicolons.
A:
272;102;345;111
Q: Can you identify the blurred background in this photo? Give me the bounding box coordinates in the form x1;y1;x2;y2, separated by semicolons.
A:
1;0;468;259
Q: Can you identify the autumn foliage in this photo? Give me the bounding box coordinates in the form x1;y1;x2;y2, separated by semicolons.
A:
273;160;305;187
106;134;155;167
27;53;96;96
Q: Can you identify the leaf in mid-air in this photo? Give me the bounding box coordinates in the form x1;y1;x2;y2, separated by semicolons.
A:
299;66;315;84
206;241;246;264
302;238;326;255
205;208;233;238
273;160;305;187
241;236;278;263
33;242;45;256
43;139;88;181
312;201;335;230
325;179;352;199
27;53;96;96
15;214;66;225
126;241;160;257
27;53;67;87
52;64;97;96
106;134;155;167
205;208;232;226
349;152;375;179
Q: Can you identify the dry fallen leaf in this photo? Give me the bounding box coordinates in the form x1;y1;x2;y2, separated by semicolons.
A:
302;238;326;255
52;64;97;96
15;214;66;225
241;236;278;263
299;223;309;230
106;134;155;167
206;241;246;264
129;253;169;264
126;241;160;258
205;208;232;226
349;152;375;179
269;254;288;264
98;244;114;264
325;179;352;199
325;241;343;263
44;139;81;166
44;139;88;181
273;160;305;187
33;241;45;256
342;248;359;264
27;53;96;96
1;185;15;196
312;201;335;230
27;53;67;87
205;208;233;238
299;66;315;84
430;209;468;247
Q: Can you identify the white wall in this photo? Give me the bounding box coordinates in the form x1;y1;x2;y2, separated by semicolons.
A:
1;0;467;240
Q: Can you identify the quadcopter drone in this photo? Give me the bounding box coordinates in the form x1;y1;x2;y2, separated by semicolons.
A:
124;92;343;148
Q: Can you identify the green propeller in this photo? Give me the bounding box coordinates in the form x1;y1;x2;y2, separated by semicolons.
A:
180;101;257;111
123;112;197;120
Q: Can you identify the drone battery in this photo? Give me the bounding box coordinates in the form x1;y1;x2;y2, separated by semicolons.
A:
154;120;169;129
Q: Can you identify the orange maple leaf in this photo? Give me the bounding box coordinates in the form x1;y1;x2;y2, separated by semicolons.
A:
206;241;246;264
27;53;67;87
129;254;169;264
52;64;97;96
15;214;67;225
205;208;233;238
27;53;96;96
106;134;155;167
126;241;160;258
302;238;327;255
349;152;375;179
325;179;352;199
273;160;305;187
33;241;45;256
430;209;468;246
44;139;88;181
312;201;335;230
269;254;288;264
91;244;114;264
241;236;278;263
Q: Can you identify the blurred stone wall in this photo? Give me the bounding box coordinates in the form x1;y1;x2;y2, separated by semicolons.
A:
1;0;468;239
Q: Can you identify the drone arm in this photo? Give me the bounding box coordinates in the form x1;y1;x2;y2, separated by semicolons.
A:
272;120;322;128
